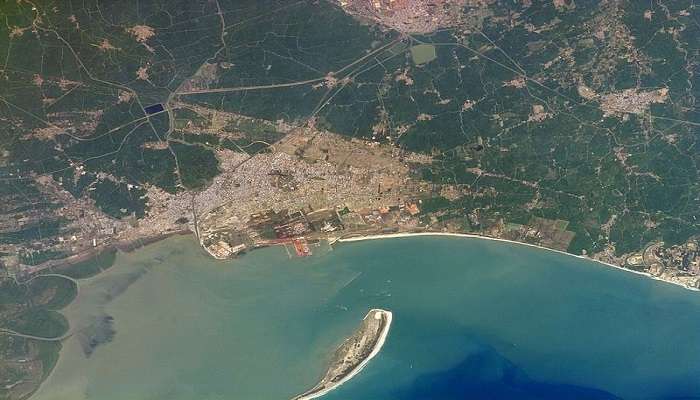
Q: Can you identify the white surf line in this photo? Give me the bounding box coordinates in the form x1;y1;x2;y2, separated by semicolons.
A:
338;232;699;292
294;309;393;400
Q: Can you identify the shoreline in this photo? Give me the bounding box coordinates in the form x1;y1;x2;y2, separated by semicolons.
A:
23;231;697;400
293;309;393;400
23;230;192;400
36;228;699;294
28;229;192;275
336;232;700;292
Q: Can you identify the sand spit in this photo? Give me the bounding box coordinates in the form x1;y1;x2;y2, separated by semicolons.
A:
293;309;393;400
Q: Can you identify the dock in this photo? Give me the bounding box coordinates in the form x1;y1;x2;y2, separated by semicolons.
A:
292;238;312;257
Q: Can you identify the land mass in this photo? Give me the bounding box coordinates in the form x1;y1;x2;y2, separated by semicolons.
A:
292;309;393;400
1;0;700;398
3;0;699;293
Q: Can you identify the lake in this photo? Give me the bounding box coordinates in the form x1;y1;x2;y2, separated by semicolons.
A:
32;235;700;400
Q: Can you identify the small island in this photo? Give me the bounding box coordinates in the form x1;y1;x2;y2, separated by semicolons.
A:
292;309;393;400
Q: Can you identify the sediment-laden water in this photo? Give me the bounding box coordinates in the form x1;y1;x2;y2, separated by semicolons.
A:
33;235;700;400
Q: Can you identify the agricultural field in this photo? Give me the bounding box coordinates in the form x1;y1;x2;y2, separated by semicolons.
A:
0;1;699;395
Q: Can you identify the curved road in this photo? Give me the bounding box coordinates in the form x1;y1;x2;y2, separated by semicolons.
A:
21;273;80;289
0;328;72;342
0;273;79;341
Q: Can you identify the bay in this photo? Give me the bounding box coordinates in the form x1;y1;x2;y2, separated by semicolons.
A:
32;235;700;400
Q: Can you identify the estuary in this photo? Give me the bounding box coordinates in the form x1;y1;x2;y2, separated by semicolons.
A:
32;235;700;400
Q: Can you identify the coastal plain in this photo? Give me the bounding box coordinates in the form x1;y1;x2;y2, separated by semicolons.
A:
1;0;700;398
2;0;699;288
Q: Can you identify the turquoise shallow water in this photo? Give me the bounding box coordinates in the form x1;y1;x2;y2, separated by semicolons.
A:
33;235;700;400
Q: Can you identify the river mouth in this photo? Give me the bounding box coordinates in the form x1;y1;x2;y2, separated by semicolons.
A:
33;234;700;400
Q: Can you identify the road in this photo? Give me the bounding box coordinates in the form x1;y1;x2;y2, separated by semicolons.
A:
0;273;80;341
0;328;72;342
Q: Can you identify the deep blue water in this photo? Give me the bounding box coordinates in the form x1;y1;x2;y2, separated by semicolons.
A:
394;342;620;400
35;235;700;400
143;103;164;114
319;237;700;400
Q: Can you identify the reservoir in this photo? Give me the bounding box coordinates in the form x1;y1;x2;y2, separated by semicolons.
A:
32;235;700;400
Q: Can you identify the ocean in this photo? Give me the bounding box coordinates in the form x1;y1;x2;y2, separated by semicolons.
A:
32;235;700;400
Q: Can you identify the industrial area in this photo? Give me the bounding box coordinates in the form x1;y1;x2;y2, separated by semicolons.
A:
2;106;699;291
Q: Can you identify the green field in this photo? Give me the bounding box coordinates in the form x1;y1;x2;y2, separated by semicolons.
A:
0;0;698;291
410;44;437;65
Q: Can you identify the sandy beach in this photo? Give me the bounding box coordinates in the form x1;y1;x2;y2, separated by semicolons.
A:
337;232;699;292
294;309;393;400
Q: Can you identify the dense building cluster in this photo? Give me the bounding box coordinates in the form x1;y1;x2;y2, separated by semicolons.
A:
334;0;491;33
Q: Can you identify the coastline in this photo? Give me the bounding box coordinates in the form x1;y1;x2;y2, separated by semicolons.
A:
38;228;699;294
22;229;192;400
293;309;393;400
28;229;192;275
18;229;696;399
336;232;700;292
24;232;700;400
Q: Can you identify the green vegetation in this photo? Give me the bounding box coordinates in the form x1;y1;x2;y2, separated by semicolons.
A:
136;149;180;194
410;44;437;65
5;308;69;339
174;108;209;130
28;277;77;310
49;249;117;280
0;275;77;399
19;249;69;266
90;180;147;219
0;276;75;338
0;0;697;273
178;0;698;257
171;143;220;190
0;0;699;396
37;341;62;379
